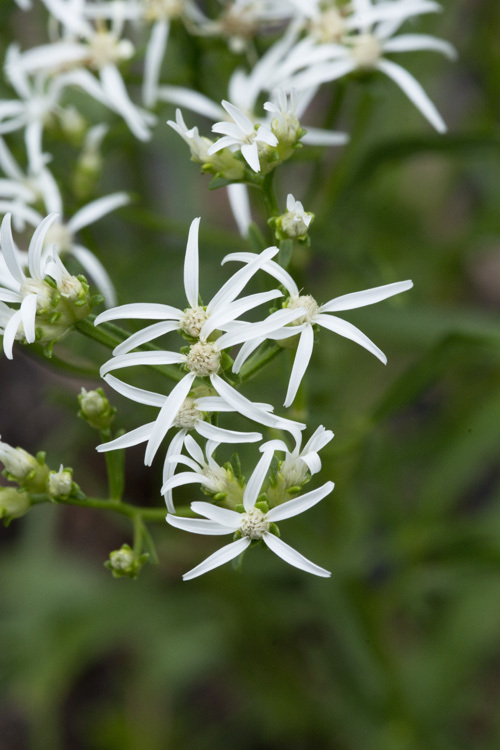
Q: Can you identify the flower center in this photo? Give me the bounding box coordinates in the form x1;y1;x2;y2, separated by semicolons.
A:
142;0;184;21
180;305;209;338
310;9;346;43
59;274;85;302
351;34;381;68
20;279;53;311
173;397;200;429
287;294;319;325
87;32;135;70
239;507;270;539
186;341;221;377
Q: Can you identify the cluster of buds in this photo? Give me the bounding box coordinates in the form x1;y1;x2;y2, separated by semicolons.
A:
0;439;82;524
270;194;314;243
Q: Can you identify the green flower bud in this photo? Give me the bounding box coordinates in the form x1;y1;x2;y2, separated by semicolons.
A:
0;488;31;525
105;544;149;579
0;441;49;493
78;388;116;431
47;465;76;499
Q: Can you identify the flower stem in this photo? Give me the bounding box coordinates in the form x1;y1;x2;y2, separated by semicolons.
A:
261;172;280;218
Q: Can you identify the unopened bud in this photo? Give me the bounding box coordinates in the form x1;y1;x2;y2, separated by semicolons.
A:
105;544;149;579
0;487;31;525
0;440;49;492
78;388;116;431
47;465;75;499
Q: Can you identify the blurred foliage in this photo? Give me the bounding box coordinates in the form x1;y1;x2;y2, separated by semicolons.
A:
2;1;500;748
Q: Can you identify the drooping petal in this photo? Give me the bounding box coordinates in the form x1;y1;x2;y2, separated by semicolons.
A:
2;308;22;358
316;313;386;363
284;324;314;408
143;19;170;108
67;192;130;233
96;421;155;452
195;421;262;444
28;212;59;281
262;532;331;577
0;213;25;284
221;100;254;135
103;373;166;407
240;142;261;173
375;58;446;132
320;280;413;312
184;217;201;308
382;34;457;60
165;516;232;535
158;85;224;120
267;481;334;522
181;537;252;580
69;244;117;306
162;429;186;513
226;183;251;238
19;292;37;343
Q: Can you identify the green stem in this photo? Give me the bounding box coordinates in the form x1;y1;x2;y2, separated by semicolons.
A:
239;342;283;382
75;316;184;382
261;171;280;217
100;428;125;501
31;494;175;521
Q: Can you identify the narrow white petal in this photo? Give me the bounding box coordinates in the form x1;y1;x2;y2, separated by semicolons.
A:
2;308;22;359
143;19;169;108
184;433;205;465
241;143;261;173
205;290;282;342
299;452;322;475
101;65;153;142
161;472;213;494
221;308;307;353
262;533;331;577
95;302;183;325
383;34;457;60
194;397;236;412
243;449;273;511
195;421;261;444
69;244;117;306
0;290;21;303
221;100;254;134
100;350;185;376
67;193;130;234
302;128;349;146
207;245;279;314
320;280;413;312
227;184;251;237
284;325;314;408
232;336;264;374
181;537;252;580
267;481;334;522
221;252;298;296
1;214;25;283
19;293;37;343
184;217;200;308
145;372;196;465
165;516;232;535
103;373;166;407
191;501;241;528
316;313;387;363
162;430;186;512
96;421;155;452
158;85;224;120
113;320;180;355
289;59;356;93
28;213;59;280
376;58;447;133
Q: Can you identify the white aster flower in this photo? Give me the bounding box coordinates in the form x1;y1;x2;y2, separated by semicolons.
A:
166;446;334;580
208;100;278;173
279;192;313;238
278;0;456;132
223;251;413;406
0;212;85;358
264;424;334;487
96;374;267;511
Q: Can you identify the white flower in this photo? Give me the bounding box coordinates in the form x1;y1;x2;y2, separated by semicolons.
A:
96;374;267;511
2;185;129;306
166;446;334;579
263;424;334;487
278;0;457;132
167;109;213;162
0;212;83;358
280;192;313;238
223;251;413;406
208;100;278;173
161;435;241;499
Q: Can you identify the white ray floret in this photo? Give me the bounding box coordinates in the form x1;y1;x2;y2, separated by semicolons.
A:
208;100;278;173
166;447;334;580
263;424;334;486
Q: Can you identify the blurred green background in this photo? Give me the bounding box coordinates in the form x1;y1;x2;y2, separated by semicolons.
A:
2;1;500;748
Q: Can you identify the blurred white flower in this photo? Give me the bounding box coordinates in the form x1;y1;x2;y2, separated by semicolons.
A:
166;447;334;580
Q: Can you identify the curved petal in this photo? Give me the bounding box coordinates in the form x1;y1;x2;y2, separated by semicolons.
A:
184;217;200;308
262;532;331;577
19;292;37;343
165;516;232;535
316;313;386;363
320;280;413;312
2;308;22;358
191;501;241;528
69;244;117;306
284;324;314;408
143;19;169;108
162;429;186;512
28;213;60;280
267;481;334;522
68;193;130;233
0;213;24;283
207;245;279;314
227;183;251;238
181;537;252;580
201;289;282;341
144;372;196;466
195;421;261;444
241;142;261;173
100;350;185;376
96;421;155;452
103;373;166;407
94;302;183;325
243;449;273;511
382;34;457;60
